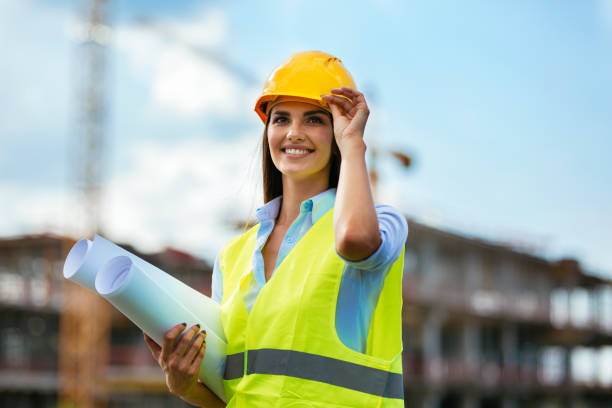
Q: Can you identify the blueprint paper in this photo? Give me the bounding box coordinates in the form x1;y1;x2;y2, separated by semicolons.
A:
63;234;224;339
63;236;228;402
96;256;226;401
62;237;98;292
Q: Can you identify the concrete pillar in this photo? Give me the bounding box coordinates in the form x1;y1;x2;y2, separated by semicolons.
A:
423;309;444;382
420;238;438;297
501;397;518;408
563;346;574;387
461;394;478;408
603;286;612;331
591;347;601;387
564;278;575;327
461;319;480;378
422;391;441;408
464;252;482;293
565;395;579;408
501;323;518;382
589;287;601;329
498;259;516;294
464;252;484;316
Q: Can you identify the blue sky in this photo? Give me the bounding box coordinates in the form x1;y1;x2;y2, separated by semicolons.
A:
0;0;610;278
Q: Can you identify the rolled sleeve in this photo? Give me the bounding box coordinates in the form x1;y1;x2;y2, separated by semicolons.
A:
335;205;408;272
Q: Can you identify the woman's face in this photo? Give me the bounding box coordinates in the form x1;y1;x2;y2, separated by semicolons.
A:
267;101;334;184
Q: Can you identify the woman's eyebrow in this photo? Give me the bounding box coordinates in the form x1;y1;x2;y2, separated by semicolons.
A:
303;110;327;117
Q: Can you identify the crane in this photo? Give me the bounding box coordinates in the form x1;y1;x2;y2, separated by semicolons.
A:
58;0;111;406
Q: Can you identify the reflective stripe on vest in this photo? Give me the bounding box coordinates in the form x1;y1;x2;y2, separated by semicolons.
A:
224;349;404;399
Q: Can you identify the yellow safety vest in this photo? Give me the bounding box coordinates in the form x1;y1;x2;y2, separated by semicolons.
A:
218;208;405;407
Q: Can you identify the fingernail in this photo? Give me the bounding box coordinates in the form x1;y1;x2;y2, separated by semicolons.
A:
181;322;187;327
196;324;201;328
201;330;206;335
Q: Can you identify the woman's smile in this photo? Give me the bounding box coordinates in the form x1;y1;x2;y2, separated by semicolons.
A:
281;145;315;157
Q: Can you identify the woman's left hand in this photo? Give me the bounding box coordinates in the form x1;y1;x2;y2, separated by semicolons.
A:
321;87;370;153
144;324;207;400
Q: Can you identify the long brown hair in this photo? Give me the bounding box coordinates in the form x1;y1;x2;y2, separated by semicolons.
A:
262;114;342;203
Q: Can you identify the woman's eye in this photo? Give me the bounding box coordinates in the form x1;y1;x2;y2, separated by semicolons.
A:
306;116;323;124
272;116;288;124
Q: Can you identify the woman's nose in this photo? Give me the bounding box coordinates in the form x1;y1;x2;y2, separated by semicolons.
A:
286;125;304;141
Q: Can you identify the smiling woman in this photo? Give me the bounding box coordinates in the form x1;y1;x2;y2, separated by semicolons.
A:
144;51;408;407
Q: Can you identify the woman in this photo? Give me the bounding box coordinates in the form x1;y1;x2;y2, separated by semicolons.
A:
144;51;407;407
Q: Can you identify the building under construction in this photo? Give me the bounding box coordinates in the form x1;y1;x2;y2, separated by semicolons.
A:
0;222;610;407
402;221;612;408
0;233;213;407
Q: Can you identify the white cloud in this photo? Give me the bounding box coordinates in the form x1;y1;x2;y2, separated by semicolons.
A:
0;133;265;264
103;134;263;261
0;183;78;237
169;7;228;48
0;1;262;264
113;7;244;118
152;47;241;117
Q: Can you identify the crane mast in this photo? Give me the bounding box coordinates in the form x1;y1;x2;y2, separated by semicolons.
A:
58;0;111;406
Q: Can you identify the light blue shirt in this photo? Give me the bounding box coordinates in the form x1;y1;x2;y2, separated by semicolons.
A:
212;188;408;354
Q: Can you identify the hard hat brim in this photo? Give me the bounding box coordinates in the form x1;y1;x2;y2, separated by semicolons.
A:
255;94;330;124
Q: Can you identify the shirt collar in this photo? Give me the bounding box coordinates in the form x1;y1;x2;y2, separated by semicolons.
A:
255;188;336;224
310;188;336;223
255;195;282;223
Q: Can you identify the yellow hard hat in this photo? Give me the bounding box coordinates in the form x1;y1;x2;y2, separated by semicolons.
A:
254;51;357;124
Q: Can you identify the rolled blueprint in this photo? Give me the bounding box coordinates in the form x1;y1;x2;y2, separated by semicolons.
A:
96;256;226;401
63;238;96;291
62;235;227;402
63;234;224;339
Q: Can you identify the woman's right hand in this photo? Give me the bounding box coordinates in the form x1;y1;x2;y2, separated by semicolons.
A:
143;323;208;401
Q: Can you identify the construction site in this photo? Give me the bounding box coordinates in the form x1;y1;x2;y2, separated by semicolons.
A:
2;1;611;407
1;225;611;407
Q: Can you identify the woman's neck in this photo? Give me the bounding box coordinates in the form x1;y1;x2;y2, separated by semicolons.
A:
276;176;329;226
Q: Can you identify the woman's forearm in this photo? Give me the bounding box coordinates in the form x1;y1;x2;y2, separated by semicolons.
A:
333;139;381;261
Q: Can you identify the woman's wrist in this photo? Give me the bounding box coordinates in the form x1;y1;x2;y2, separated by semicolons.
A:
180;381;224;407
337;137;366;158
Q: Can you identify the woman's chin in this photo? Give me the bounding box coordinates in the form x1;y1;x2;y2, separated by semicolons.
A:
280;167;326;182
279;163;311;175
